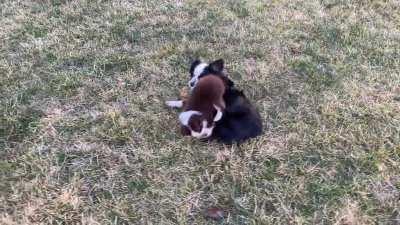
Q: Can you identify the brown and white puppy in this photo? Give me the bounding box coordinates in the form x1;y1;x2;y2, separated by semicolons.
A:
178;75;226;139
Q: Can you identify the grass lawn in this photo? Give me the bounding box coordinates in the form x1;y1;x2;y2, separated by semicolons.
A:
1;0;400;224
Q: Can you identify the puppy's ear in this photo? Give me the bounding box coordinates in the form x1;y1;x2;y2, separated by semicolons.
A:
220;76;234;88
188;117;202;132
228;80;234;87
209;59;224;73
225;77;234;87
181;126;191;136
190;60;201;76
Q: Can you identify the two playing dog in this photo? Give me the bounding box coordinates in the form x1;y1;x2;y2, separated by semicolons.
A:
166;59;262;144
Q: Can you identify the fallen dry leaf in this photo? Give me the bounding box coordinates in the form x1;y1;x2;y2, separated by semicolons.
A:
204;207;225;220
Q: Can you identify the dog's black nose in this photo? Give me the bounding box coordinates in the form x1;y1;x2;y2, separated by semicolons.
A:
190;81;195;87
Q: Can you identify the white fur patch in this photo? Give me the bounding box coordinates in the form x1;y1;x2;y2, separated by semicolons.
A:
193;63;208;77
213;104;223;122
165;100;183;108
189;63;208;90
179;110;202;126
190;120;214;139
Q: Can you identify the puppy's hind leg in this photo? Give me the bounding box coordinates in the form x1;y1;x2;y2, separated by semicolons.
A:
165;100;183;108
213;99;225;122
213;104;224;122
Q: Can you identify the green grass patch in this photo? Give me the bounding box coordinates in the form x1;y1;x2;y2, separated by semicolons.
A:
0;108;44;143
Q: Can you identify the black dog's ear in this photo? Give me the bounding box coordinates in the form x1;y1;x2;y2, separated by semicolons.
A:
226;78;234;87
219;74;234;88
189;60;201;77
209;59;224;73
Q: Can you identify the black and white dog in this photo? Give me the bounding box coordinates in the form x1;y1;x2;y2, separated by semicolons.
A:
167;59;263;144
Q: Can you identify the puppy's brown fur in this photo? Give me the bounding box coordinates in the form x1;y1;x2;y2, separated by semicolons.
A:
181;75;226;136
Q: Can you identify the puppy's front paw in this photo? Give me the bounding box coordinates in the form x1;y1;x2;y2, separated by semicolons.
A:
213;104;223;122
166;100;183;108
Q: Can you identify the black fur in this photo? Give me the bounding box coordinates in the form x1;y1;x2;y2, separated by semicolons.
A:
213;87;263;144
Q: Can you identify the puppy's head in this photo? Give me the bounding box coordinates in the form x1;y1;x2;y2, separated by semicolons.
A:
188;59;233;90
178;105;223;139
